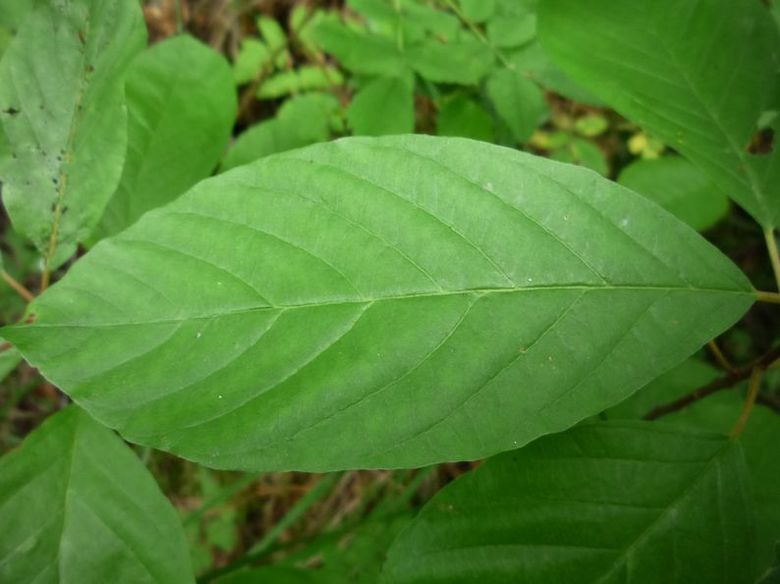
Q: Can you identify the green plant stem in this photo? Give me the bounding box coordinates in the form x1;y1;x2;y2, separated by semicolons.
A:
756;290;780;304
707;339;735;373
1;270;34;303
730;367;763;438
197;472;344;583
443;0;513;69
765;228;780;292
173;0;184;34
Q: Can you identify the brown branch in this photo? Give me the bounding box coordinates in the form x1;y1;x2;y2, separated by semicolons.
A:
643;345;780;420
1;270;35;303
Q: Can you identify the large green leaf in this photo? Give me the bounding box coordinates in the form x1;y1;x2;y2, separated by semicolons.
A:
538;0;780;228
3;136;755;471
607;358;780;571
0;0;146;267
381;422;756;583
92;35;236;241
0;406;193;583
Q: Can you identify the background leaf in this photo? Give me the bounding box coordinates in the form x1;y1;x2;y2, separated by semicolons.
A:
3;136;755;472
348;75;415;136
222;93;340;171
606;359;780;571
381;422;756;583
486;68;548;143
436;94;495;142
0;406;193;583
0;0;146;267
93;35;237;241
538;0;780;228
618;156;729;232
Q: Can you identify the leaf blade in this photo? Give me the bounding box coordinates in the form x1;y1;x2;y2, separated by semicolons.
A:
3;136;754;471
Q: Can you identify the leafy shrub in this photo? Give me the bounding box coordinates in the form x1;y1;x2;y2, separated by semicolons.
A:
0;0;778;582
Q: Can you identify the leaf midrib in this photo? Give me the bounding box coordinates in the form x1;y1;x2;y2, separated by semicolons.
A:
22;283;752;329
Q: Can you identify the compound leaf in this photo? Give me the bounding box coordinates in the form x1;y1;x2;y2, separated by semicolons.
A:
538;0;780;228
3;136;754;471
93;35;237;241
0;406;193;583
382;422;756;584
0;0;146;267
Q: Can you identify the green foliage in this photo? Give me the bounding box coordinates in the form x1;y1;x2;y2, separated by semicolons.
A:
222;93;341;171
382;422;755;583
3;135;754;471
93;35;237;239
0;1;778;581
0;407;192;583
348;74;415;136
539;0;780;228
618;157;729;232
0;0;147;268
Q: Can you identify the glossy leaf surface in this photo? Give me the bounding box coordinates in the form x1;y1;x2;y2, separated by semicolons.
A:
382;422;755;583
0;407;193;583
539;0;780;227
93;35;236;240
4;136;754;471
0;0;146;265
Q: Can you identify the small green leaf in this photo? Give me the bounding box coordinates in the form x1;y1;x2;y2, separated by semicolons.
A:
436;94;495;142
486;2;536;49
233;39;271;85
406;38;494;85
619;157;729;232
0;0;146;267
222;93;340;171
574;113;608;137
0;407;193;583
313;18;407;77
93;35;237;241
348;75;415;136
257;66;343;100
382;422;756;584
485;68;548;143
459;0;496;23
2;136;755;471
539;0;780;228
550;137;608;176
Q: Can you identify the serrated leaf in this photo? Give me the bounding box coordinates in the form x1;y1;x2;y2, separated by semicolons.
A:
0;406;193;583
436;94;495;142
93;36;236;241
2;136;755;472
538;0;780;228
485;67;548;143
619;156;729;232
348;75;415;136
381;422;756;584
222;93;339;171
0;0;146;267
